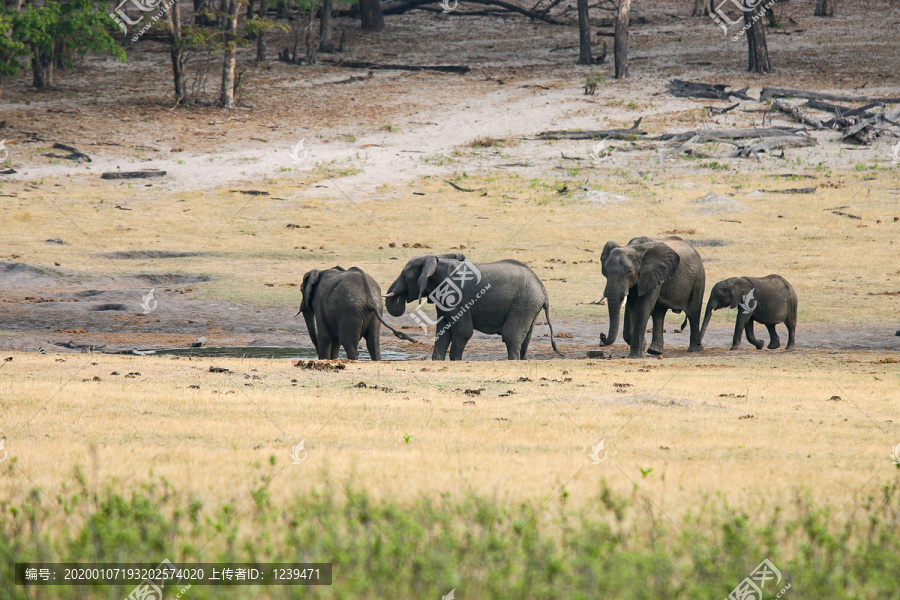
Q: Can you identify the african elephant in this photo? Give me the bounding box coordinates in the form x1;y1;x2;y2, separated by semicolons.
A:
295;266;414;360
699;275;797;350
383;254;563;360
599;236;705;358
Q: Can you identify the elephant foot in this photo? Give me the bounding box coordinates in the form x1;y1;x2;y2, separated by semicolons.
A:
646;346;664;356
687;344;703;353
753;341;765;350
729;345;740;351
767;341;781;350
784;343;795;351
627;352;643;359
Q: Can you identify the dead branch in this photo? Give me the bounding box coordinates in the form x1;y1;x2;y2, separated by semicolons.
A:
656;127;807;142
380;0;568;24
101;170;167;180
760;86;900;104
756;187;817;194
667;79;752;101
323;60;470;74
727;135;816;160
771;100;824;129
44;142;91;162
535;118;644;140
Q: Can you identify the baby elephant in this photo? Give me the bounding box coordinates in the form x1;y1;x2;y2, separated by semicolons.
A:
700;275;797;350
295;266;414;360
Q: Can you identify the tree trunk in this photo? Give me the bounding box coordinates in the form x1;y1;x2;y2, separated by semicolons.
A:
167;0;186;104
256;0;267;61
814;0;834;16
219;0;239;108
319;0;335;52
576;0;592;64
692;0;711;17
743;0;771;74
359;0;384;31
613;0;631;79
305;7;317;64
31;45;52;89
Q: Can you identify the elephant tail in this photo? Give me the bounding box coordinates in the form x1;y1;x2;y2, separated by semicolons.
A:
353;267;417;343
543;301;565;358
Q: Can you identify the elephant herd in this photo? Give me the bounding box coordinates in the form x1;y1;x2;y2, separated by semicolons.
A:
296;236;798;361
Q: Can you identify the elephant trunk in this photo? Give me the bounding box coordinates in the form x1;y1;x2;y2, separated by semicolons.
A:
698;299;718;344
384;282;407;317
599;297;622;346
302;310;318;352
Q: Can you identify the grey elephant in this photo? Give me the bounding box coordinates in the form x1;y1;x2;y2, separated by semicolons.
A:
295;266;414;360
599;236;705;358
699;275;797;350
383;253;564;360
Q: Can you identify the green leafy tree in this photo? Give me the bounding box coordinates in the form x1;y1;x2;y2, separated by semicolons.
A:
0;11;27;97
11;0;125;89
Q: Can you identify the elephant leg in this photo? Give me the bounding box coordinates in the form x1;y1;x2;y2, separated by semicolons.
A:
317;327;334;360
765;323;781;349
519;321;535;360
686;296;704;352
628;298;653;358
730;313;751;350
501;312;533;361
744;319;764;350
364;321;380;361
784;315;796;350
622;301;635;346
338;321;362;360
432;319;453;361
647;305;667;355
448;317;474;361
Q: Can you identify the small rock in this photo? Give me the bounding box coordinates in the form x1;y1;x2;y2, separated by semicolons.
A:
192;337;207;348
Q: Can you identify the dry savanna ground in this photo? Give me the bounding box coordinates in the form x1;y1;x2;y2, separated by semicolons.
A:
0;0;898;559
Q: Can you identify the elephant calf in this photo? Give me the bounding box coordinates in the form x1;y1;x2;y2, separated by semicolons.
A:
700;275;797;350
296;266;413;361
383;253;564;360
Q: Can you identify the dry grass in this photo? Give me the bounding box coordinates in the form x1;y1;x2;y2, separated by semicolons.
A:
2;350;897;520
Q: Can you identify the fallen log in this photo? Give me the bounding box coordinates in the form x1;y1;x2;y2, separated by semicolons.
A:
535;118;644;140
323;60;470;74
705;103;740;114
667;79;752;101
45;142;91;162
379;0;566;24
756;187;817;194
657;127;807;142
101;170;167;180
760;86;900;104
771;100;824;129
727;135;817;160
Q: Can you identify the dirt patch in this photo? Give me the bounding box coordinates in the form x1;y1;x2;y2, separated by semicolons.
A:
98;251;205;259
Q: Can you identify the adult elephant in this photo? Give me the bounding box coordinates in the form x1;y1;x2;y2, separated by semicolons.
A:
383;254;564;360
295;266;413;361
599;236;705;358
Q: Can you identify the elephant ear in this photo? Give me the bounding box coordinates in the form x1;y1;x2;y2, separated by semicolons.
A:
299;269;322;313
637;243;680;296
416;255;439;301
729;278;750;309
600;241;620;275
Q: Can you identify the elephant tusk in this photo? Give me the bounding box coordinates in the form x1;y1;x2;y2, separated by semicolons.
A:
382;292;397;298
